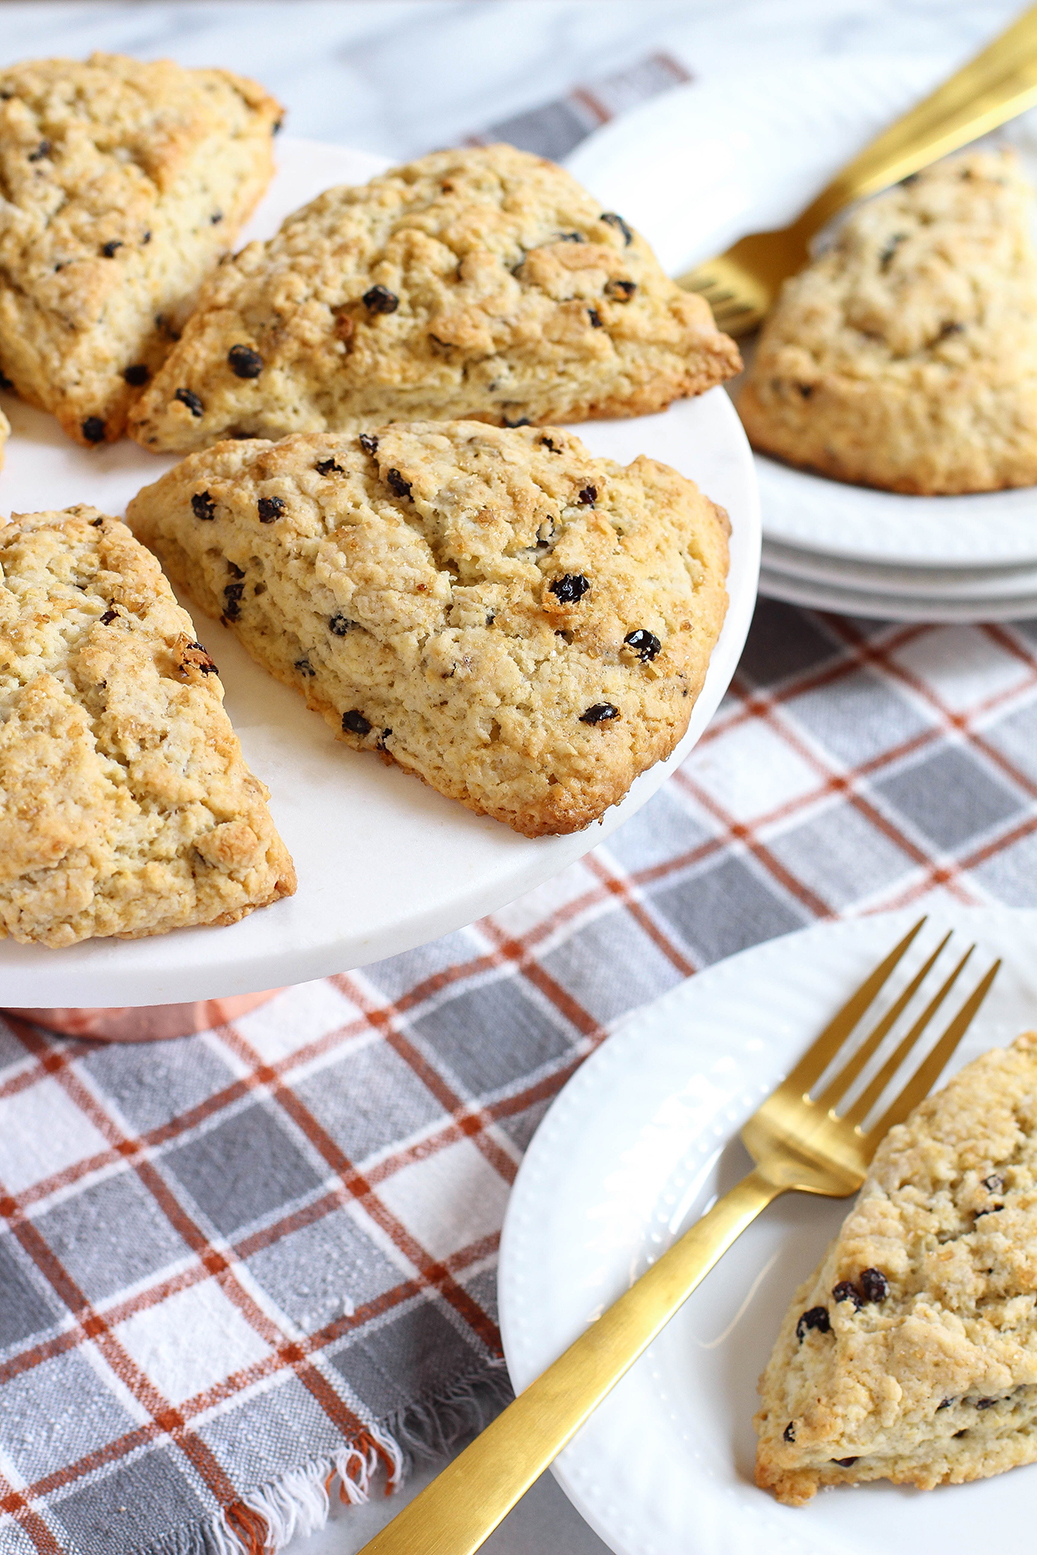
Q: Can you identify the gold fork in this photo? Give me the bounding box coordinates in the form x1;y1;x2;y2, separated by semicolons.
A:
679;3;1037;334
358;919;1000;1555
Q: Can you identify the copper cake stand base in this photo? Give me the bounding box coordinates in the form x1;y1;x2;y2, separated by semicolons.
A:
5;990;285;1042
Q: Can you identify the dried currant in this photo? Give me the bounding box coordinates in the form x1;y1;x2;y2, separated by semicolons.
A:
832;1280;862;1310
359;433;379;455
295;657;315;676
123;364;149;386
796;1306;831;1341
175;387;204;417
342;709;372;736
604;278;636;301
191;491;216;521
976;1397;1000;1410
101;239;123;258
228;344;264;379
783;1422;796;1443
363;284;399;314
601;211;633;245
98;608;118;625
81;416;105;443
578;484;597;505
27;139;50;162
587;308;603;327
211;211;223;225
550;573;590;604
386;468;412;499
316;458;344;475
503;416;531;428
624;629;661;662
831;1457;858;1467
257;496;285;522
580;703;619;725
0;369;12;390
859;1268;888;1304
223;582;245;620
558;231;585;243
984;1173;1005;1192
539;436;561;453
329;614;352;636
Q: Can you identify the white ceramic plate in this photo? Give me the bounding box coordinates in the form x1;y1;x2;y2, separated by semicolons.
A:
762;537;1037;602
758;562;1037;623
0;138;760;1006
499;906;1037;1555
567;58;1037;570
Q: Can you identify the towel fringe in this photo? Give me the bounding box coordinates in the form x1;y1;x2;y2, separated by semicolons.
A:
189;1366;512;1555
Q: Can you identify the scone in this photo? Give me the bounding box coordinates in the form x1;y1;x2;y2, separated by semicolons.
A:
755;1032;1037;1504
127;144;740;454
0;405;8;469
0;53;282;447
126;422;729;836
738;150;1037;494
0;505;295;946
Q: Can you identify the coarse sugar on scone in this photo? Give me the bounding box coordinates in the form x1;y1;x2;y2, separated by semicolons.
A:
127;422;729;836
0;52;282;447
127;143;740;454
755;1032;1037;1505
0;505;295;946
738;150;1037;494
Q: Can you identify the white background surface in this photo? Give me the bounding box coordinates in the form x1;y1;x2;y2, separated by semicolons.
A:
0;4;1020;1553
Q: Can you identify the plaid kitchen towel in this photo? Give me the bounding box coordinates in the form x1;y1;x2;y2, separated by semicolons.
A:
5;602;1037;1555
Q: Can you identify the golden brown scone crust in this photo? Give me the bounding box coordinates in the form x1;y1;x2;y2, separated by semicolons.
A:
0;52;282;447
126;422;729;836
0;505;295;946
739;151;1037;494
755;1032;1037;1504
127;144;740;454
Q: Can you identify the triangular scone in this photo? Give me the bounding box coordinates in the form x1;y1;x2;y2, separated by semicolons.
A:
738;151;1037;494
755;1032;1037;1505
0;53;281;447
0;506;295;945
127;144;741;454
126;423;729;836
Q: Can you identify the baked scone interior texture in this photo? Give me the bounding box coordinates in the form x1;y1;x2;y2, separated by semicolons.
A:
128;143;741;454
0;52;282;447
755;1032;1037;1504
126;421;729;837
738;150;1037;495
0;505;295;947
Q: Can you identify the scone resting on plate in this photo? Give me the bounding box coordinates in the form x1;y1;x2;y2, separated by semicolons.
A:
739;150;1037;494
755;1032;1037;1504
0;505;295;946
127;144;741;454
127;422;729;836
0;52;282;447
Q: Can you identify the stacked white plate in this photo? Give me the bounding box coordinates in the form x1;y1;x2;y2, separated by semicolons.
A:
567;55;1037;623
757;457;1037;623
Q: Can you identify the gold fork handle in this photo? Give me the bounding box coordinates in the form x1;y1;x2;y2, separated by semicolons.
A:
796;3;1037;238
357;1167;783;1555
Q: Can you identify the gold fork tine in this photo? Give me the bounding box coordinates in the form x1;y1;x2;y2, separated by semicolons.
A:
841;944;975;1128
815;930;952;1112
869;959;1002;1141
782;917;926;1095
